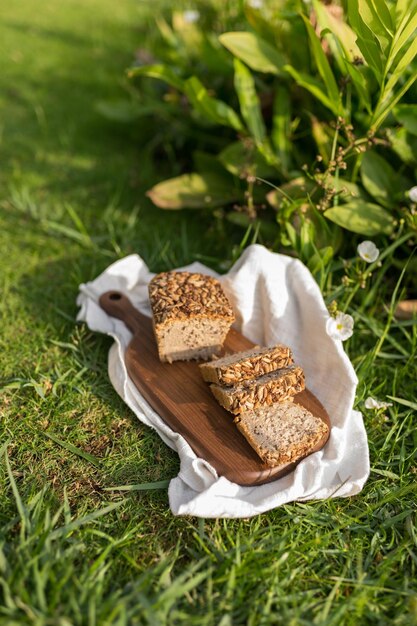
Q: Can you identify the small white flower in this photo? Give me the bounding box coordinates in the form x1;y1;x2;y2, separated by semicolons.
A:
247;0;264;8
326;312;354;341
183;9;200;23
357;240;379;263
408;186;417;202
364;397;393;410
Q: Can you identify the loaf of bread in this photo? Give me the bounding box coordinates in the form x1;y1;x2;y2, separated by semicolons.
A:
234;402;329;467
148;271;235;363
199;345;293;385
210;365;305;414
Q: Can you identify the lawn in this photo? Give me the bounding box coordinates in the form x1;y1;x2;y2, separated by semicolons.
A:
1;0;416;624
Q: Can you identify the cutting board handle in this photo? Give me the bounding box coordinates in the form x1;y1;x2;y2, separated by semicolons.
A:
99;291;148;335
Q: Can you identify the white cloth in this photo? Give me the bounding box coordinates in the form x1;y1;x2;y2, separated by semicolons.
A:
76;244;369;518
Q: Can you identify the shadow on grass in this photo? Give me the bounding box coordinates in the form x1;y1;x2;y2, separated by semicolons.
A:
13;251;180;487
2;7;162;215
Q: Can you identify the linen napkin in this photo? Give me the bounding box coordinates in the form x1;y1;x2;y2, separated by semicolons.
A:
76;244;369;518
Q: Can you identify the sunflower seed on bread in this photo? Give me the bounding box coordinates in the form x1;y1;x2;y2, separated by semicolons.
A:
148;271;235;363
199;344;293;385
210;365;305;414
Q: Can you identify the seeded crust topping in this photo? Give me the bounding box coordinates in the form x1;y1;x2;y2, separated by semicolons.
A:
210;365;305;414
234;402;329;467
199;345;293;385
148;271;235;326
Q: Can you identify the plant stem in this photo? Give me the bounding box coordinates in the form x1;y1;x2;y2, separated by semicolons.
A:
342;231;409;312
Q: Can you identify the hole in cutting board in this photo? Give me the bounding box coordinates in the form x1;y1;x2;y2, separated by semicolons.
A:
109;292;122;300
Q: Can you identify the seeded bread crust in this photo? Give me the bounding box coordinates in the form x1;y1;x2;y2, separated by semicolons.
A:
210;365;305;414
148;271;235;363
148;271;235;326
234;402;329;467
199;345;293;385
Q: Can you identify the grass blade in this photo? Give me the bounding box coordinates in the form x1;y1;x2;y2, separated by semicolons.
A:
104;480;171;492
3;450;30;533
44;431;101;467
49;500;125;540
387;396;417;411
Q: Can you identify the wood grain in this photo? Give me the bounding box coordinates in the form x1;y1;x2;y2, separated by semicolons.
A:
99;290;331;486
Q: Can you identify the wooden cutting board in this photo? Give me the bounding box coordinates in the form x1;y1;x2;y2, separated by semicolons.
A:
99;290;331;486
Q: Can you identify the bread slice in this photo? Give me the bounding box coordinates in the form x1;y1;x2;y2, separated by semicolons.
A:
148;271;235;363
199;345;293;385
210;365;305;414
234;402;329;467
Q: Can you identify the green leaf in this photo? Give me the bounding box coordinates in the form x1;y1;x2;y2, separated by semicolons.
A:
360;152;397;207
394;104;417;136
347;0;384;80
310;115;333;163
355;36;383;81
343;61;372;113
271;85;292;172
326;175;369;202
387;127;417;165
315;1;371;111
369;0;394;32
233;58;266;144
184;77;243;131
285;222;298;249
395;0;417;25
266;177;318;210
218;141;277;178
389;6;417;63
324;201;393;235
357;0;393;52
372;72;417;132
300;15;342;112
127;64;184;91
385;34;417;94
312;1;361;62
284;65;340;115
147;173;240;209
219;32;284;75
232;59;279;167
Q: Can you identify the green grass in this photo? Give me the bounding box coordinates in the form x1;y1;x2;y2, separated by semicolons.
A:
1;1;417;624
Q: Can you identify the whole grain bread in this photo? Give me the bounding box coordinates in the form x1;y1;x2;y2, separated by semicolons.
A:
148;271;235;363
199;344;293;385
210;365;305;414
234;402;329;467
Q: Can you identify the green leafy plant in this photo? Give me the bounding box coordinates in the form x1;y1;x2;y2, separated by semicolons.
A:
124;0;417;271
